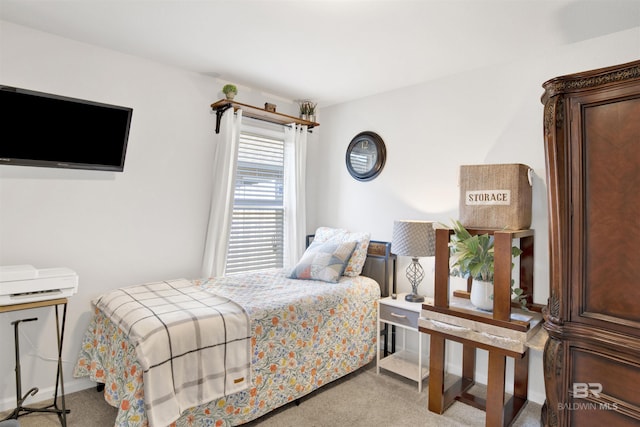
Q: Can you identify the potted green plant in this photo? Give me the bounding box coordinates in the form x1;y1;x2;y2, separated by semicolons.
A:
305;101;317;122
297;100;317;121
448;220;526;310
222;84;237;100
298;101;309;120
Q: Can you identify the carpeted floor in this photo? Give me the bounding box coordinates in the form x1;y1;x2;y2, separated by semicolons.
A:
3;362;541;426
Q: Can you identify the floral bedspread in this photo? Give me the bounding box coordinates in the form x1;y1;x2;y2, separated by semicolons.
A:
73;270;380;426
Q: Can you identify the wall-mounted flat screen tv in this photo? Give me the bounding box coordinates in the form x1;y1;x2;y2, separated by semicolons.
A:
0;85;133;172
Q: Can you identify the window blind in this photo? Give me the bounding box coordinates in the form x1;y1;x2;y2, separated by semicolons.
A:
226;122;285;274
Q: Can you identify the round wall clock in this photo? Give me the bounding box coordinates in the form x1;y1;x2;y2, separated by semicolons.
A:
345;131;386;182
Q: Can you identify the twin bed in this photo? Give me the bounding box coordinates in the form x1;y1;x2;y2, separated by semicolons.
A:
73;230;394;426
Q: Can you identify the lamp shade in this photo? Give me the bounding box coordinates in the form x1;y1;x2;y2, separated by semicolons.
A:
391;220;436;257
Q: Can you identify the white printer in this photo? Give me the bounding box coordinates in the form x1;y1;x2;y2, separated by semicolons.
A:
0;265;78;305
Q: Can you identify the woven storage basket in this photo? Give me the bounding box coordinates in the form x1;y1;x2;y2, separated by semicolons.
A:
459;163;533;230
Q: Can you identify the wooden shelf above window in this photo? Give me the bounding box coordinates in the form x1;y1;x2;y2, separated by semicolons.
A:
210;99;319;133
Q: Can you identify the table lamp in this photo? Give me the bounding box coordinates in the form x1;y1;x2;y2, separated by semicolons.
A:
391;220;436;302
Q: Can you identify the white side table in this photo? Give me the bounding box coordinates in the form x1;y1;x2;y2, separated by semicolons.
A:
376;293;430;392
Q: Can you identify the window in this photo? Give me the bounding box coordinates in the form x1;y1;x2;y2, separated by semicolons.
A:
225;120;285;274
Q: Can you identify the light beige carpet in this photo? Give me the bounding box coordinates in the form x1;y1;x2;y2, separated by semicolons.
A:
3;362;541;426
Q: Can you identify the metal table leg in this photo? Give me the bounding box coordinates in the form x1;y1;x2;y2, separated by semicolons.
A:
2;302;70;426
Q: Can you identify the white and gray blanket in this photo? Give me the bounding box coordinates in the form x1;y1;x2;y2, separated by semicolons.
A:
94;279;251;427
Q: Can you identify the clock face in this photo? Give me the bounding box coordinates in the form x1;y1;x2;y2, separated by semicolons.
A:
346;131;386;181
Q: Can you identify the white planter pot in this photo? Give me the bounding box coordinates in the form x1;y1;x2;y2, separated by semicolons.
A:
470;279;493;311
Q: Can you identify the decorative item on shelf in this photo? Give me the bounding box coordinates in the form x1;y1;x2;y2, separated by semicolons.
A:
306;101;317;123
298;101;308;120
222;84;237;100
391;220;436;303
448;220;525;310
264;102;277;112
297;100;317;122
459;163;533;230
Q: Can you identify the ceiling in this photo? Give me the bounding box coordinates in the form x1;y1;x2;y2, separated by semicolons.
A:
1;1;639;107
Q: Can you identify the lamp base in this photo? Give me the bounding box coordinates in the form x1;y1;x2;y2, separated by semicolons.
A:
405;293;425;303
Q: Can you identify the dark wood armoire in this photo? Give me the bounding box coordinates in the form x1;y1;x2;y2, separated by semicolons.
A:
541;60;640;427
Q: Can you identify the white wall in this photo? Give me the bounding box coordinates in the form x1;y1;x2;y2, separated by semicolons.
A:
307;27;640;404
0;21;297;410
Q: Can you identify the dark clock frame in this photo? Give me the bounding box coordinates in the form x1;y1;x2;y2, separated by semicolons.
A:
345;131;386;182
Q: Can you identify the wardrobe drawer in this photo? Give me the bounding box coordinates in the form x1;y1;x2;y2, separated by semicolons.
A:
572;347;640;408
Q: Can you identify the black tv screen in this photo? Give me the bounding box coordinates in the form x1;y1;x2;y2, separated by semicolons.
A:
0;85;133;172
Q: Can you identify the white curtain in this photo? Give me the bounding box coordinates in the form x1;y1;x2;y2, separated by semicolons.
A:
201;108;242;277
283;124;308;269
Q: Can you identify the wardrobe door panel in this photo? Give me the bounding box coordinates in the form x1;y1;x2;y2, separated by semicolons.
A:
572;90;640;332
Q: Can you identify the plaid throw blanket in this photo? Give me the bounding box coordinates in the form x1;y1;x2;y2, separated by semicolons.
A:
94;279;251;427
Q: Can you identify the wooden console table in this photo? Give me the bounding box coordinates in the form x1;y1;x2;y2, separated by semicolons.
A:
419;227;543;427
1;298;70;426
